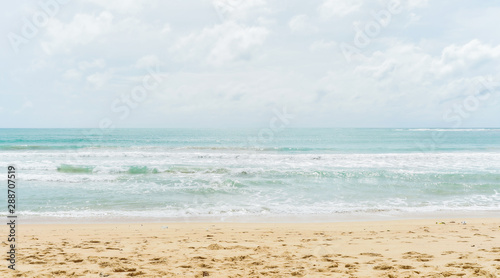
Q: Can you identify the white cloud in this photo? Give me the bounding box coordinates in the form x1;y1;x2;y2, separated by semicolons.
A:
29;59;49;72
86;71;112;88
161;23;171;33
213;0;268;22
407;0;430;9
135;55;160;69
433;40;500;77
310;40;337;51
405;12;422;26
288;15;316;33
63;69;82;80
171;22;269;66
318;0;362;19
3;1;500;128
79;59;106;70
39;9;172;58
41;12;114;54
315;39;500;122
83;0;147;14
150;69;307;125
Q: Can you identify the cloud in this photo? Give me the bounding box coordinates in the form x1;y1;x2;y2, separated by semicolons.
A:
213;0;268;22
310;40;337;51
135;55;160;69
171;21;269;66
160;23;171;33
41;12;114;54
40;10;170;57
288;14;316;33
315;39;500;124
79;59;106;70
63;69;82;80
318;0;362;19
86;71;113;88
149;68;309;126
407;0;430;9
432;40;500;77
3;1;500;128
83;0;148;14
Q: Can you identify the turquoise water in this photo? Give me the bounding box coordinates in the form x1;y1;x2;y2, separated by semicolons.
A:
0;128;499;220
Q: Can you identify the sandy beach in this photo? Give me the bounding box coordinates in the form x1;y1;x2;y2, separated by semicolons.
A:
1;218;498;277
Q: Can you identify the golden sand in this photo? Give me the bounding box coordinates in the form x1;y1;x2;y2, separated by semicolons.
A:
1;218;499;277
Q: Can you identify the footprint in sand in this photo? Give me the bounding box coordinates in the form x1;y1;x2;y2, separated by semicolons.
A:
113;267;137;272
206;243;224;250
359;252;383;257
373;264;394;270
402;251;434;262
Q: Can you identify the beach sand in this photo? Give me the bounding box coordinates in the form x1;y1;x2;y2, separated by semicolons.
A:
1;218;499;277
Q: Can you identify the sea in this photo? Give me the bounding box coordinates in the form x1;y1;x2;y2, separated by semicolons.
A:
0;128;499;222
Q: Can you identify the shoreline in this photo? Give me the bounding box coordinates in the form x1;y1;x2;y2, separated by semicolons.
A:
13;210;500;224
2;218;499;277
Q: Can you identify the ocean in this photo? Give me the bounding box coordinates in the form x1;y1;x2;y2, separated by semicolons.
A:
0;128;499;222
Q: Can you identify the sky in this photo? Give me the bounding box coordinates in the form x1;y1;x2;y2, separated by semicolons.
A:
1;0;500;128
